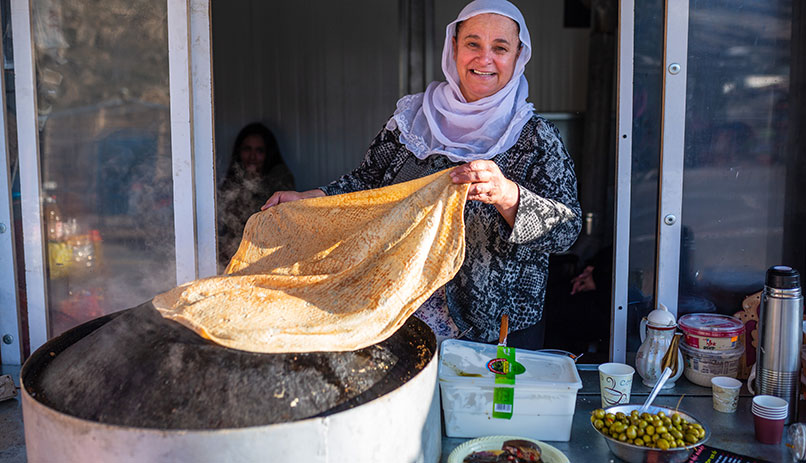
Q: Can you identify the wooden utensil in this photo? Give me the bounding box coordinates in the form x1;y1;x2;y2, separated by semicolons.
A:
498;314;509;346
662;333;682;376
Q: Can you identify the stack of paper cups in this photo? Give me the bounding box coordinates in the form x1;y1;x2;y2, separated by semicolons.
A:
752;395;788;444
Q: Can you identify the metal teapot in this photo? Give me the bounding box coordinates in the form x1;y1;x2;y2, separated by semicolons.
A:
635;304;684;388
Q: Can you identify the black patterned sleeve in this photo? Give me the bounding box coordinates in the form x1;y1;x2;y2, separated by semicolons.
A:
319;127;400;196
505;119;582;251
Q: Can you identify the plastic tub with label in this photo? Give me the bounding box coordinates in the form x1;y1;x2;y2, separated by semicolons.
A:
679;314;745;351
438;339;582;442
679;341;744;387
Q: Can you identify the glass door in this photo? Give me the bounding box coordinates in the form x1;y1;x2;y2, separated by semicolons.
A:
655;0;803;318
7;0;216;355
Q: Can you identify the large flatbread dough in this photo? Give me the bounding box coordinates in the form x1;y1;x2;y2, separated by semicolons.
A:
154;169;469;353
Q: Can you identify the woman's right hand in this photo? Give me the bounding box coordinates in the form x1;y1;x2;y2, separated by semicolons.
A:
261;189;325;210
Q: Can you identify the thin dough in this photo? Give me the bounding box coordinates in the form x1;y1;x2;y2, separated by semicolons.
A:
154;169;468;353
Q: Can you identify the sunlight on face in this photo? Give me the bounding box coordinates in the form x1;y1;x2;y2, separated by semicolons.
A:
452;13;521;102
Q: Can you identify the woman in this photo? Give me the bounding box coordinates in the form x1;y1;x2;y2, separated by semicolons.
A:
262;0;581;349
218;123;295;269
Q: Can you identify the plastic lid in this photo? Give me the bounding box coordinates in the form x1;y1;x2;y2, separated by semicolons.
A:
438;339;582;390
678;313;745;338
766;265;801;290
646;303;676;328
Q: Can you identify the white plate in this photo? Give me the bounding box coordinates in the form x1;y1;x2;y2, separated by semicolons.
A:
447;435;570;463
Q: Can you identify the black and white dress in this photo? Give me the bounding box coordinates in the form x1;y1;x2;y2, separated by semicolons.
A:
320;114;582;343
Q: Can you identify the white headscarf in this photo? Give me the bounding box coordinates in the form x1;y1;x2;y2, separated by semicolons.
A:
387;0;534;163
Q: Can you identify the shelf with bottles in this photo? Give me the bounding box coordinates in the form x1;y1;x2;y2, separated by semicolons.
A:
44;194;104;280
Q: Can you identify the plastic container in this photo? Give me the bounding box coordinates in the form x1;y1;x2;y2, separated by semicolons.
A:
679;342;744;387
679;314;745;351
438;339;582;442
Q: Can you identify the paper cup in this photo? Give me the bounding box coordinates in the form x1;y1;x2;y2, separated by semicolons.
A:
599;363;634;407
754;413;786;444
711;376;741;413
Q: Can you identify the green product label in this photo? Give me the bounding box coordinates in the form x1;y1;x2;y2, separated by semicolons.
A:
489;346;525;420
492;387;514;419
488;346;525;385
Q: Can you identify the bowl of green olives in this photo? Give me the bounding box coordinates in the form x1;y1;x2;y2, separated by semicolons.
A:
590;404;710;463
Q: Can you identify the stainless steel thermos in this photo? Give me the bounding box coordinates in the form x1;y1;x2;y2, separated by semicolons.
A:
756;265;803;424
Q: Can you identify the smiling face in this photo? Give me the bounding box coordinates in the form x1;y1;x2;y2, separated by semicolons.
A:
239;134;267;174
452;13;521;103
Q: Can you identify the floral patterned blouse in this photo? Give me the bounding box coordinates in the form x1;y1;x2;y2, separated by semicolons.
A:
320;115;581;343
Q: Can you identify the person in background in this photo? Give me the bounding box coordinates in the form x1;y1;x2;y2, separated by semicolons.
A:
262;0;581;350
218;122;295;270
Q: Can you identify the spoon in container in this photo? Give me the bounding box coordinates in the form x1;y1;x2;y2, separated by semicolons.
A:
639;367;672;413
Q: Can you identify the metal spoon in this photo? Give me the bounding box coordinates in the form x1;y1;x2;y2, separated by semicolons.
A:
639;367;672;413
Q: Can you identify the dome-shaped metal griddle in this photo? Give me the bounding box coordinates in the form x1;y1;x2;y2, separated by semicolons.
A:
23;301;436;430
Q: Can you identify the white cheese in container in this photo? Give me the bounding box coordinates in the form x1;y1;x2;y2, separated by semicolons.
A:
438;339;582;442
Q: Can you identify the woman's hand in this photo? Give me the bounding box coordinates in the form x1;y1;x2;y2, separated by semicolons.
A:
261;189;325;210
450;160;519;227
570;265;596;295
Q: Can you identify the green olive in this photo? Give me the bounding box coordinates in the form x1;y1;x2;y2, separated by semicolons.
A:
633;438;643;447
626;426;638;440
657;411;666;419
593;409;606;420
637;419;648;429
637;427;645;437
677;439;687;448
685;433;699;444
655;425;668;435
618;433;627;442
656;438;670;450
645;425;655;436
616;412;627;421
594;419;604;430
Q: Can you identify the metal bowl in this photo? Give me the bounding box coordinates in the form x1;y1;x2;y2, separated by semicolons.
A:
592;404;711;463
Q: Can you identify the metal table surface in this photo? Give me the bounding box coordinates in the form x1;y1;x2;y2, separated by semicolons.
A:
441;368;794;462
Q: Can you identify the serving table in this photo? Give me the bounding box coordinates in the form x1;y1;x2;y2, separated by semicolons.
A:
441;368;793;462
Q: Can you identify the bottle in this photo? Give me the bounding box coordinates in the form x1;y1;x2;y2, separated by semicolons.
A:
44;195;64;241
756;265;803;424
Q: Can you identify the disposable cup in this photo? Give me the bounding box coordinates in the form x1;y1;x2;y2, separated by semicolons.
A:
711;376;741;413
752;395;789;413
754;413;786;444
598;363;634;408
752;409;788;419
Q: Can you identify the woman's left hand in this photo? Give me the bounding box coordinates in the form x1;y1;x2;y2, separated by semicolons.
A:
451;160;519;227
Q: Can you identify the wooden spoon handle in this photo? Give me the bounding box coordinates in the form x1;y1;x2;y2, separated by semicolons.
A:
499;314;509;345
